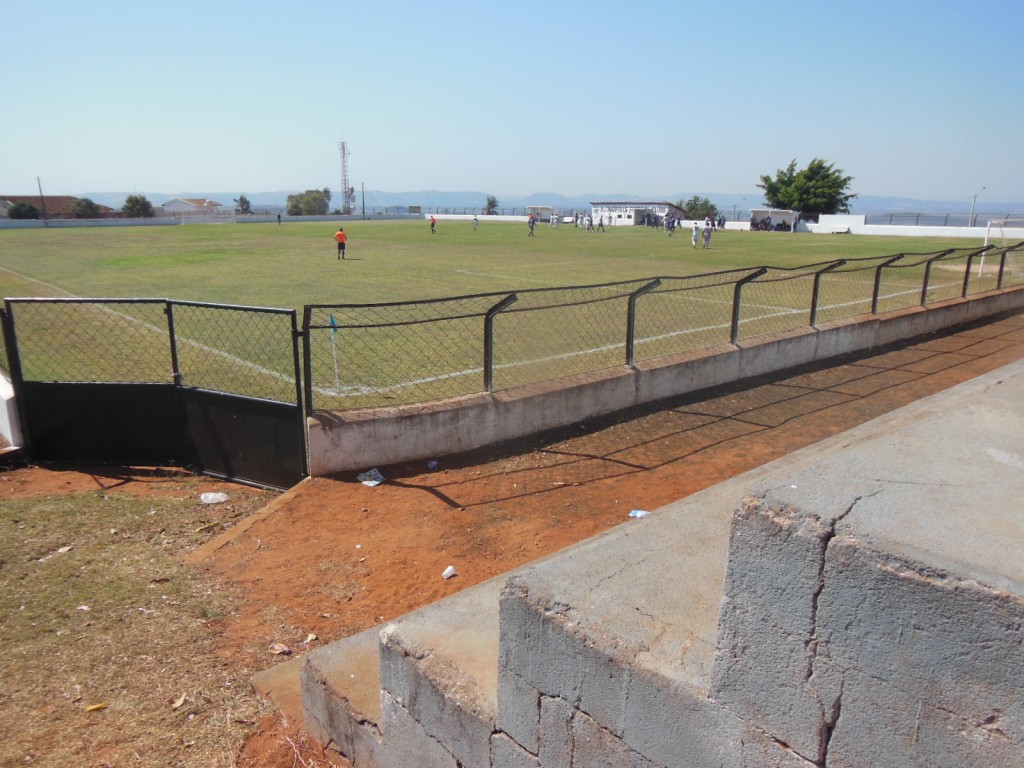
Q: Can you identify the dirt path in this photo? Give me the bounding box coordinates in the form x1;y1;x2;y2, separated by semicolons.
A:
6;312;1024;766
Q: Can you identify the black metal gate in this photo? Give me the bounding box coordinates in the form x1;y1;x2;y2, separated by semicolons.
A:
1;298;307;490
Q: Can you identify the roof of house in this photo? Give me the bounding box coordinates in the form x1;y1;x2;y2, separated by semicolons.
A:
0;195;116;217
164;198;223;208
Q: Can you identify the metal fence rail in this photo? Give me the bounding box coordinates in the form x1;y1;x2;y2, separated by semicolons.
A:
304;243;1024;412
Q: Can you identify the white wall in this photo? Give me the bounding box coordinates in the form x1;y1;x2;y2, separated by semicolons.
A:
0;374;23;447
810;214;1024;239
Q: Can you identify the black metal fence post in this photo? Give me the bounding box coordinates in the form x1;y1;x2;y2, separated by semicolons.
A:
809;261;845;326
920;249;954;306
731;268;768;345
165;301;183;386
872;255;905;314
997;247;1012;290
484;293;517;392
626;279;661;367
961;246;990;297
301;306;315;416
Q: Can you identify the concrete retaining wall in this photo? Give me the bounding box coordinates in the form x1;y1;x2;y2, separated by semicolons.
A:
300;359;1024;767
307;287;1024;475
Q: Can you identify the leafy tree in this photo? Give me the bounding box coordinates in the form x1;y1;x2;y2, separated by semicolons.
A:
234;194;252;215
678;195;719;221
484;195;499;215
286;189;330;216
7;202;39;219
70;198;101;219
122;194;155;218
757;158;855;219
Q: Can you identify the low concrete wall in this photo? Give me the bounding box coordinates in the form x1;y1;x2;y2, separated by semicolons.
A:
810;213;1024;239
307;287;1024;475
0;374;22;447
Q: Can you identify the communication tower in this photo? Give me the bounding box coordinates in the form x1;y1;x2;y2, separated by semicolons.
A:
338;141;356;214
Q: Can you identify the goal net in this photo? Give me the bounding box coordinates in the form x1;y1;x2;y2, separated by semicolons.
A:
984;218;1024;247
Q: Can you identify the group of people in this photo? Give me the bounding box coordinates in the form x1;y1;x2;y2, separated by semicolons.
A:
334;210;730;256
749;215;795;231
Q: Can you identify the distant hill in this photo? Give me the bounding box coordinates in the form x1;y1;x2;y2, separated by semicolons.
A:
78;190;1023;216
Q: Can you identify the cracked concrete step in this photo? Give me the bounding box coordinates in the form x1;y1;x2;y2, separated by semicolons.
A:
302;626;386;766
301;577;505;768
712;361;1024;765
379;578;503;768
496;481;762;767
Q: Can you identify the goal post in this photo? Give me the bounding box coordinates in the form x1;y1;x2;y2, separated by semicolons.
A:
984;218;1024;247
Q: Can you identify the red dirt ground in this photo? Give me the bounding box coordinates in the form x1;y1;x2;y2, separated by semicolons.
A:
5;312;1024;767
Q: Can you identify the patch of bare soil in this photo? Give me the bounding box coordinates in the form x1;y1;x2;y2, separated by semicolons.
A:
6;312;1024;766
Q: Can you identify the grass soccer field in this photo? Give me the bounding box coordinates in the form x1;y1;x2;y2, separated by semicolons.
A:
0;220;988;309
1;221;1006;409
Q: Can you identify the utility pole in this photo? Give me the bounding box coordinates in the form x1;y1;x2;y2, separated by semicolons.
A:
36;177;49;226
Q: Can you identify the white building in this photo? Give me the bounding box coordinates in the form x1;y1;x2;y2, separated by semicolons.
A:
590;201;687;227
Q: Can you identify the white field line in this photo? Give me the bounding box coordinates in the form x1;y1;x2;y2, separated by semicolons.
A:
0;266;309;396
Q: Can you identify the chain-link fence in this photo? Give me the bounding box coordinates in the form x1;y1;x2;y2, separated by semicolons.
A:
3;298;300;405
305;243;1024;412
3;245;1021;415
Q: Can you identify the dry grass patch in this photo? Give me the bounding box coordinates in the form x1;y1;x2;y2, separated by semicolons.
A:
0;482;276;767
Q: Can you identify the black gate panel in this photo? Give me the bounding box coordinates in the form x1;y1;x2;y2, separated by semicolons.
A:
19;382;184;465
181;389;306;490
4;298;308;491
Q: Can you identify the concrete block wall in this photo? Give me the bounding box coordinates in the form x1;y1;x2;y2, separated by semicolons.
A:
301;361;1024;767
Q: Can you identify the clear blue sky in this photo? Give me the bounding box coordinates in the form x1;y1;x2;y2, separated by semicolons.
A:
3;0;1022;204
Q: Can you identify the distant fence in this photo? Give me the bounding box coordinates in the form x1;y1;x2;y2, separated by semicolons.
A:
303;243;1024;412
864;212;1024;228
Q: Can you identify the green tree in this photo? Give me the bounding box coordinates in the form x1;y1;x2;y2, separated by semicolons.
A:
122;194;155;218
678;195;719;221
757;158;855;219
285;189;330;216
484;195;499;215
7;202;39;219
234;194;252;215
70;198;101;219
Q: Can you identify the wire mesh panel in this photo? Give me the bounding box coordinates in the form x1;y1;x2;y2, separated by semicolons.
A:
813;258;892;325
6;299;171;383
874;253;934;314
490;283;640;390
996;243;1024;288
169;302;299;403
306;296;500;410
921;250;973;304
633;272;750;361
735;266;821;341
